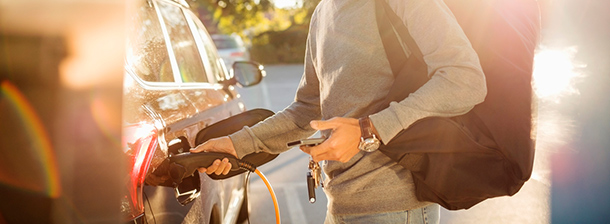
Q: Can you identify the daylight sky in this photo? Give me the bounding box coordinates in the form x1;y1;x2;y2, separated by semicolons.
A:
273;0;301;9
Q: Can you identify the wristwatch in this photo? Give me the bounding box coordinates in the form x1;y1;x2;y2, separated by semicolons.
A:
358;116;381;152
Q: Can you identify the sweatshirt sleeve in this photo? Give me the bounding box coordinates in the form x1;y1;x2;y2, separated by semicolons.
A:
369;0;487;144
229;32;322;158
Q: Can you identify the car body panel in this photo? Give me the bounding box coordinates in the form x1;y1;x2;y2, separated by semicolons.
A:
123;0;260;223
124;70;244;171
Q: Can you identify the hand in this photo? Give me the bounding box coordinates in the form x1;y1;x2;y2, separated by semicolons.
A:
190;136;237;175
300;117;361;163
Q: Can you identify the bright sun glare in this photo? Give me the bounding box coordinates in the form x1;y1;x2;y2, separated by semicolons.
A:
528;46;585;201
533;46;584;102
274;0;300;9
532;45;584;169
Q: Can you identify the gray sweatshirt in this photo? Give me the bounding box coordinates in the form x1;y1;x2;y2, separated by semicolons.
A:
230;0;487;215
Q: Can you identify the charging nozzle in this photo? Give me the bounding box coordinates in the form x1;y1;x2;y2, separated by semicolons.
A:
166;151;281;224
169;152;240;185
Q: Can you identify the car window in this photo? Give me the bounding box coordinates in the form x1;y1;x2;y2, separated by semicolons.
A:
157;0;207;83
192;19;227;82
126;2;174;82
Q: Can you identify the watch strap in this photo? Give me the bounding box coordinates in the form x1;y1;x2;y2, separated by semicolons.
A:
359;116;374;139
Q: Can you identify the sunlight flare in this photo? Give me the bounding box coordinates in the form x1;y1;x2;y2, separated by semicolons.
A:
533;46;585;102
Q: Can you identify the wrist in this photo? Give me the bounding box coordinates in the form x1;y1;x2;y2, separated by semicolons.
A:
368;117;380;137
228;129;256;159
359;116;379;136
358;116;381;152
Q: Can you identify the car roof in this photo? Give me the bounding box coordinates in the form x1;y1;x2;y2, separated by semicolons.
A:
159;0;190;8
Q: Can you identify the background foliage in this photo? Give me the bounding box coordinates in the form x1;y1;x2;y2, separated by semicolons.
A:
191;0;321;64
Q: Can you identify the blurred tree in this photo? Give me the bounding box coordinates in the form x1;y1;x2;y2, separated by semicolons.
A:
246;0;320;64
191;0;319;36
191;0;272;35
302;0;321;20
189;0;322;64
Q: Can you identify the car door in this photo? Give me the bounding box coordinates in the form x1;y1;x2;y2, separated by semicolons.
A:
123;0;247;223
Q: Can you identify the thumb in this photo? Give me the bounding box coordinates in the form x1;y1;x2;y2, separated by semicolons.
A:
310;119;338;131
190;140;213;153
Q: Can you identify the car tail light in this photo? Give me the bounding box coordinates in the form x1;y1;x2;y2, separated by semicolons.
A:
230;51;245;57
121;123;158;220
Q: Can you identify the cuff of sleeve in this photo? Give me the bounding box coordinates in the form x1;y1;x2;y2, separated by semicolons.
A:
228;127;258;159
369;108;404;145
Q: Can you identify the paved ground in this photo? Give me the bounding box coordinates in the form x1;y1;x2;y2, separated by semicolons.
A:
237;64;553;224
237;64;329;224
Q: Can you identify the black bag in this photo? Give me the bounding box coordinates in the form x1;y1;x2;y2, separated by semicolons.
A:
374;0;540;210
195;108;279;180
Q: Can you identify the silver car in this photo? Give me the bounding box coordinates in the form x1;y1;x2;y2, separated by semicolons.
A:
123;0;268;223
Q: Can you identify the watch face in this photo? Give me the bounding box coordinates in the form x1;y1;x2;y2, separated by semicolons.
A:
359;138;380;152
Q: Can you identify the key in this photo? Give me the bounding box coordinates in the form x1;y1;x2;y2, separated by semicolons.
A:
307;157;321;203
306;171;316;203
309;158;321;187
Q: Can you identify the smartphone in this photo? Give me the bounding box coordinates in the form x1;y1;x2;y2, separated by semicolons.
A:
287;137;326;148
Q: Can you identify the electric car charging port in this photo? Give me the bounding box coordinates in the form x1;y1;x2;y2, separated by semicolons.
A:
174;172;201;205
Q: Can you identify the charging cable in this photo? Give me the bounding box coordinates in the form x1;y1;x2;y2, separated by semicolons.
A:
170;153;281;224
254;169;280;224
236;160;280;224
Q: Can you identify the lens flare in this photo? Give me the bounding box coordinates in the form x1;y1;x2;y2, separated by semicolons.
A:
533;46;585;102
532;46;585;187
0;81;61;198
533;46;585;149
90;92;122;147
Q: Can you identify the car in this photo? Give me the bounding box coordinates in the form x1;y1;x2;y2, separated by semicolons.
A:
123;0;268;223
211;34;251;69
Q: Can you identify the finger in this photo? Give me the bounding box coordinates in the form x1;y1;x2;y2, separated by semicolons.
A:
310;141;356;163
313;150;341;163
306;144;332;162
310;146;334;162
197;167;207;173
300;138;332;155
310;151;329;162
310;119;340;131
214;159;229;175
300;145;311;155
319;148;359;163
205;159;222;175
221;158;232;175
190;141;211;153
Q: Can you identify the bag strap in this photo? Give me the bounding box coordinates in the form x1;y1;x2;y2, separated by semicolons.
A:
374;0;425;77
375;0;430;110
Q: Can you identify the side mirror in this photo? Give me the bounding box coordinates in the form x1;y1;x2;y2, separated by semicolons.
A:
231;61;264;87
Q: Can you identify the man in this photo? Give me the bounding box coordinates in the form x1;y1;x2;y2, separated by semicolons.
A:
192;0;487;222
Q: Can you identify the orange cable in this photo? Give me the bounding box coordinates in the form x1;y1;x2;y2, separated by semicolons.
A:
254;169;280;224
